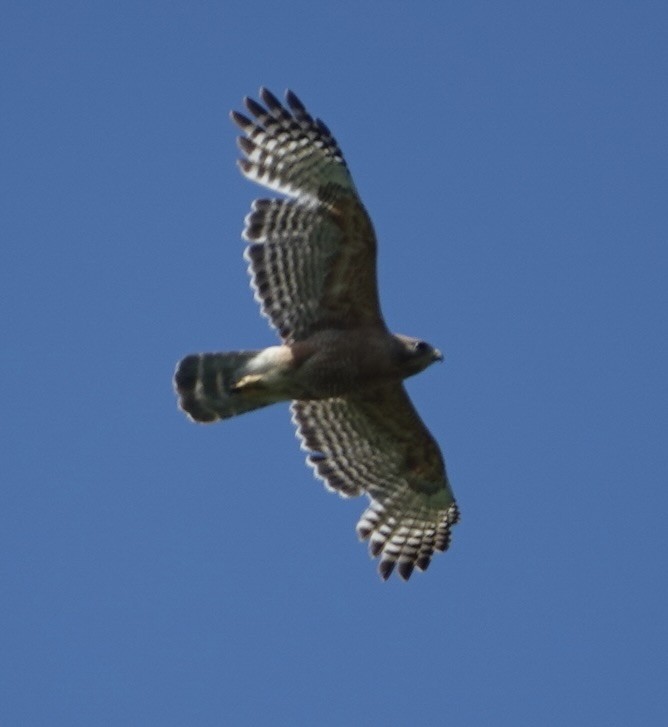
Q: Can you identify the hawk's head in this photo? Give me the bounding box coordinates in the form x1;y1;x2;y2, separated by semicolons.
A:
393;334;444;378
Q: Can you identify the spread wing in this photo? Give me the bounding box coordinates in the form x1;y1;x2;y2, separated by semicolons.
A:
291;385;459;580
231;88;386;343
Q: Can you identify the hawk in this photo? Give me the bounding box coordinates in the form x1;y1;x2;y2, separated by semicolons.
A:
174;88;459;580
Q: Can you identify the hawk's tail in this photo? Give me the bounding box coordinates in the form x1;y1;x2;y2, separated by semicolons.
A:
174;351;275;422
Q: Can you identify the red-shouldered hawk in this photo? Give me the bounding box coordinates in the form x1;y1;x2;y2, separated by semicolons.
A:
174;88;459;580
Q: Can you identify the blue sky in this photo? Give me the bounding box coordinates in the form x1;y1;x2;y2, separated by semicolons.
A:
2;1;667;724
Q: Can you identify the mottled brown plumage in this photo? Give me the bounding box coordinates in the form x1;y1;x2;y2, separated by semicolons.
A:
174;88;459;580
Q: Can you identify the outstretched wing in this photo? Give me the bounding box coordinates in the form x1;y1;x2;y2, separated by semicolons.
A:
291;385;459;580
231;88;386;343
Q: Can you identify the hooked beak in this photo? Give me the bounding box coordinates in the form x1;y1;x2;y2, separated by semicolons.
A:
433;349;444;363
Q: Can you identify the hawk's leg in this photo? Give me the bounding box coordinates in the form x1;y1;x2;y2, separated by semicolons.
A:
230;374;265;392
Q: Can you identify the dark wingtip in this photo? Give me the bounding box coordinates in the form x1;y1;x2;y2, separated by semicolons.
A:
416;555;432;572
237;136;256;156
397;560;415;581
244;96;266;118
260;87;282;111
369;538;384;558
285;89;305;111
316;118;333;139
237;159;252;175
378;559;396;581
230;109;252;130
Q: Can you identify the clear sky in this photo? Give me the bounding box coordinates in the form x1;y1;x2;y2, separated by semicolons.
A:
3;2;667;725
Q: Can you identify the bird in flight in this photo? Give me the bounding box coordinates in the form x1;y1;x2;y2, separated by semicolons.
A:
174;88;459;580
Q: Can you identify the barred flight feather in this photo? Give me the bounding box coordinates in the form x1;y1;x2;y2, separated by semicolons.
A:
292;392;459;581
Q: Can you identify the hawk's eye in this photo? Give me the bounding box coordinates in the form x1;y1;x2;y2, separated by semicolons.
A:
414;341;429;354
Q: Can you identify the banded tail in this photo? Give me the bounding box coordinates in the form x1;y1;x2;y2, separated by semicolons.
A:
174;351;276;422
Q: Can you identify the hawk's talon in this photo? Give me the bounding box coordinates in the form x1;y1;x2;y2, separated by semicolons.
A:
231;374;264;392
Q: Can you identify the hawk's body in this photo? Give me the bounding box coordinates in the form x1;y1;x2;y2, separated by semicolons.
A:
174;89;459;580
